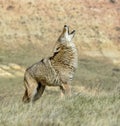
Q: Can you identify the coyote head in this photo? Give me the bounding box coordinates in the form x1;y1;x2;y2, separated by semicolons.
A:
58;25;75;43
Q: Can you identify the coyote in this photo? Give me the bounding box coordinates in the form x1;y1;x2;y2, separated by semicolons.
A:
22;25;78;103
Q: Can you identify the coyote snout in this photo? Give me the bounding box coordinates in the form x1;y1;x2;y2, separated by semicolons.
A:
22;25;78;103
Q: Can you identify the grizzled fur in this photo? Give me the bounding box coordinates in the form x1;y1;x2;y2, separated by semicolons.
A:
22;25;78;103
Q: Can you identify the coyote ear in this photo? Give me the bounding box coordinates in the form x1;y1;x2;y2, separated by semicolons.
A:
69;30;75;39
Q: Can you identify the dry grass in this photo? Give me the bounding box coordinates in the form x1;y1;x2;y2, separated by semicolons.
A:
0;0;120;125
0;89;120;126
0;57;120;126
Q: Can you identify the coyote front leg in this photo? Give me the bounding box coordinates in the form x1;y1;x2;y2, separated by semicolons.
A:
60;84;71;97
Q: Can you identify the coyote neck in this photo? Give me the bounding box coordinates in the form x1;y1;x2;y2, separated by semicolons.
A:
50;42;78;70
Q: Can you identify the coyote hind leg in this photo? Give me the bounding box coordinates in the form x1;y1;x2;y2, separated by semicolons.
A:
22;78;46;103
22;88;30;103
32;82;46;102
22;72;43;103
22;78;37;103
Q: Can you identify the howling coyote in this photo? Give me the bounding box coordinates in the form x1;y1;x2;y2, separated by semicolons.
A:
22;25;78;103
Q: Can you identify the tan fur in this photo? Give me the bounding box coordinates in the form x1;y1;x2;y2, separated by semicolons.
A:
22;25;78;103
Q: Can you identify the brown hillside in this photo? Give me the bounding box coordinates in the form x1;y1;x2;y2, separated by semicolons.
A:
0;0;120;63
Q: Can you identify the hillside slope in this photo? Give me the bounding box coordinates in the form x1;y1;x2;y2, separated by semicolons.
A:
0;0;120;63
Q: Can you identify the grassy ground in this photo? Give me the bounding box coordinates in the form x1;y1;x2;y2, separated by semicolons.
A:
0;51;120;126
0;0;120;125
0;91;119;126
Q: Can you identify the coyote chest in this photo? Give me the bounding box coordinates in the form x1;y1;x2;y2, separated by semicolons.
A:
51;42;78;83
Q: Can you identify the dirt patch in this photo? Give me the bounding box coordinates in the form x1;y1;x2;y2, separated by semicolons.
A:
0;63;25;78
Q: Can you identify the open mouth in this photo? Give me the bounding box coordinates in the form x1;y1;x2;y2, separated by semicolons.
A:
64;25;75;35
70;30;75;34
